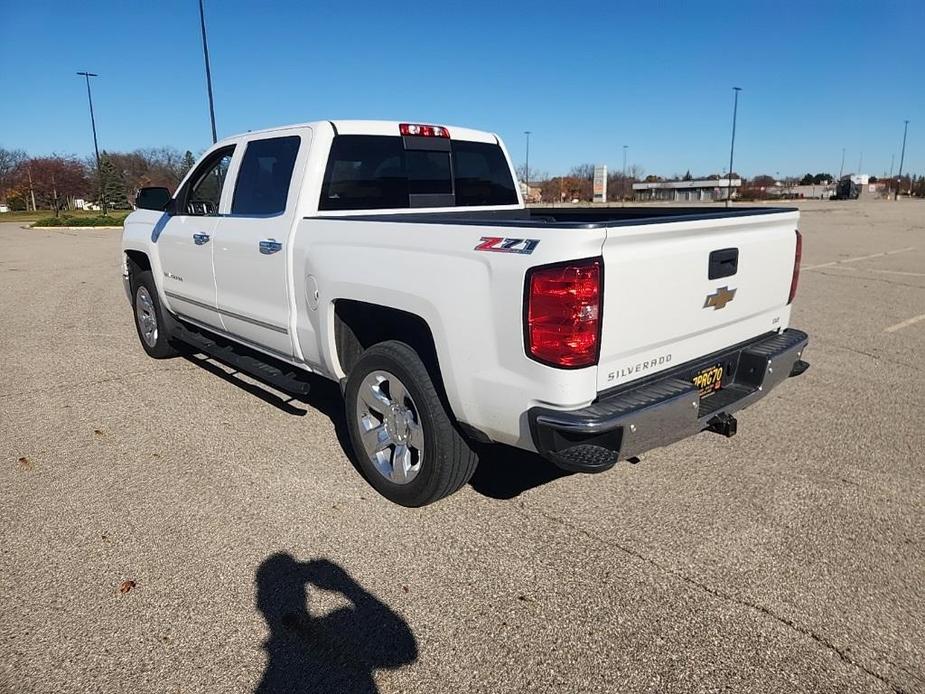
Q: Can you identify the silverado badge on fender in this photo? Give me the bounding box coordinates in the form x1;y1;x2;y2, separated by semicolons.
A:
704;286;737;310
475;237;540;254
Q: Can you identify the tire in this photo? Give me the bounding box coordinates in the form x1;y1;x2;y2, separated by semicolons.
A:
345;340;478;507
131;270;179;359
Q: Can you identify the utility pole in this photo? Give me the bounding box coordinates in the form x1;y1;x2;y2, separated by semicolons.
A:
838;147;845;180
76;71;104;214
888;153;894;198
523;130;531;193
726;87;742;208
199;0;218;144
622;144;628;207
896;120;910;200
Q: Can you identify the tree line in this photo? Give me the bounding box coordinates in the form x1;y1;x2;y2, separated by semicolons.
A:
519;161;924;202
3;145;922;210
0;147;196;215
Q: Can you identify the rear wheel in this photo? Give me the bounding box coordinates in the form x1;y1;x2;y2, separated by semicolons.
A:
345;340;478;507
132;270;179;359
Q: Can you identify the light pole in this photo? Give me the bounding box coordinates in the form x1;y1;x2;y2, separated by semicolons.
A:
199;0;218;144
726;87;742;208
838;147;845;180
523;131;531;194
76;71;104;214
896;120;910;200
622;144;628;207
888;153;895;197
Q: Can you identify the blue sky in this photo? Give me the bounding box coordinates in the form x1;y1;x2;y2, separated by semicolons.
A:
1;0;922;178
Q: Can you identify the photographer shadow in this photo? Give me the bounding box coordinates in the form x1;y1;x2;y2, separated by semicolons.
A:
255;554;417;694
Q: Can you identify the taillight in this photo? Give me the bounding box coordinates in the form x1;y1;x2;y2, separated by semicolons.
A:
526;258;602;368
788;230;802;304
399;123;450;138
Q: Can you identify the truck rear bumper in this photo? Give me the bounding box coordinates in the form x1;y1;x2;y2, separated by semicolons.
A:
528;329;809;472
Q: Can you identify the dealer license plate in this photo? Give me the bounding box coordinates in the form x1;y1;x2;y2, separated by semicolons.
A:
692;363;724;398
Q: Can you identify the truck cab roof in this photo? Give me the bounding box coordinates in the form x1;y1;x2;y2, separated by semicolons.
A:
216;120;499;145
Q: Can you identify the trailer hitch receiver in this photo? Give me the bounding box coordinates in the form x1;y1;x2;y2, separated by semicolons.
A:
706;412;738;438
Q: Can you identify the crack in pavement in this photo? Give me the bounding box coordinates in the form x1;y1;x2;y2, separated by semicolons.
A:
525;505;912;693
812;339;921;373
807;269;924;291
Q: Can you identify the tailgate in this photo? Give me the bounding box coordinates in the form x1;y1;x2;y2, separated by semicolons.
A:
597;210;800;392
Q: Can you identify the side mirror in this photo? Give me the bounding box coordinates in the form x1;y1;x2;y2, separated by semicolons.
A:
135;187;172;212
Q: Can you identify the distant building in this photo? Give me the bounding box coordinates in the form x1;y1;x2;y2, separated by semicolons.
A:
772;183;835;199
633;178;741;202
519;182;542;203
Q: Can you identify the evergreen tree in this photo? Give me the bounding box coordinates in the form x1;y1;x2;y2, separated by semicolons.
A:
180;150;196;180
98;154;127;213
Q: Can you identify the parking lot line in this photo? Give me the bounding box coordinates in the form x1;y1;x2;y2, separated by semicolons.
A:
884;313;925;333
803;247;915;271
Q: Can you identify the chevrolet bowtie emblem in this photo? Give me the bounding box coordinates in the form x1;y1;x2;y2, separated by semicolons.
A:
704;286;737;310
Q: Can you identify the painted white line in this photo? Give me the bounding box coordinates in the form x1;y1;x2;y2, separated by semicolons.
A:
804;247;915;271
884;314;925;333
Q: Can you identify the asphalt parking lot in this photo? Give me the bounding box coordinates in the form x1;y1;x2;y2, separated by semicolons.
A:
1;199;923;693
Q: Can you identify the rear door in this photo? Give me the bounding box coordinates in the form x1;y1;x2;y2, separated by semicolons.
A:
596;211;800;392
157;145;235;329
212;131;309;358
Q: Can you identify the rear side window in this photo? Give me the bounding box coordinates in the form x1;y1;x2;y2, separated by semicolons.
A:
452;140;518;206
231;136;300;216
319;135;517;211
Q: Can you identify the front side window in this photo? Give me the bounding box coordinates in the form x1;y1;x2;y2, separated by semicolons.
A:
231;136;301;216
185;147;234;216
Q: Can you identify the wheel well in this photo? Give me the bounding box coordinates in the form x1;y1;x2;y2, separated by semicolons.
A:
125;250;151;277
334;300;440;379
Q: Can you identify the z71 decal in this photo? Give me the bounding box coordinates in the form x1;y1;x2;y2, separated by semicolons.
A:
474;237;540;254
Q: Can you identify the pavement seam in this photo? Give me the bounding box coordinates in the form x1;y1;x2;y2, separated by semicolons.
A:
526;505;910;694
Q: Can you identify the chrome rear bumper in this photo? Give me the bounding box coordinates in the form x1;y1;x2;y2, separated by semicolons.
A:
528;329;809;472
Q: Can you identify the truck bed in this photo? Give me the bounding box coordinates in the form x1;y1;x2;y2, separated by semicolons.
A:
312;206;797;229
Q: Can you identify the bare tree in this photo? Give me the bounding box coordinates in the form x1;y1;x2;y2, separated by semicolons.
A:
515;163;547;185
0;147;27;202
569;163;595;180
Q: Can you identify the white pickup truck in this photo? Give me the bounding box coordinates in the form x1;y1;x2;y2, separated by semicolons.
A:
122;120;809;506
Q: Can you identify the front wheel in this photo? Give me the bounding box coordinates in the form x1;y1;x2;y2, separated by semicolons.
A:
344;340;478;507
131;270;179;359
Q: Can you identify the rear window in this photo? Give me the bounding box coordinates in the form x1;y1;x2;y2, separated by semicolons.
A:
319;135;518;211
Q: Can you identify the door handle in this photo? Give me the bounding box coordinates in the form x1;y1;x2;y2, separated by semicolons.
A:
259;239;283;255
708;248;738;279
193;233;211;245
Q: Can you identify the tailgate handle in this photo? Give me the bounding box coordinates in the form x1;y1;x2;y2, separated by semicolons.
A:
708;248;738;279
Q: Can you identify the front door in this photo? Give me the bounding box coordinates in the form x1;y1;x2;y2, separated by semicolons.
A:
213;134;305;358
157;145;235;329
